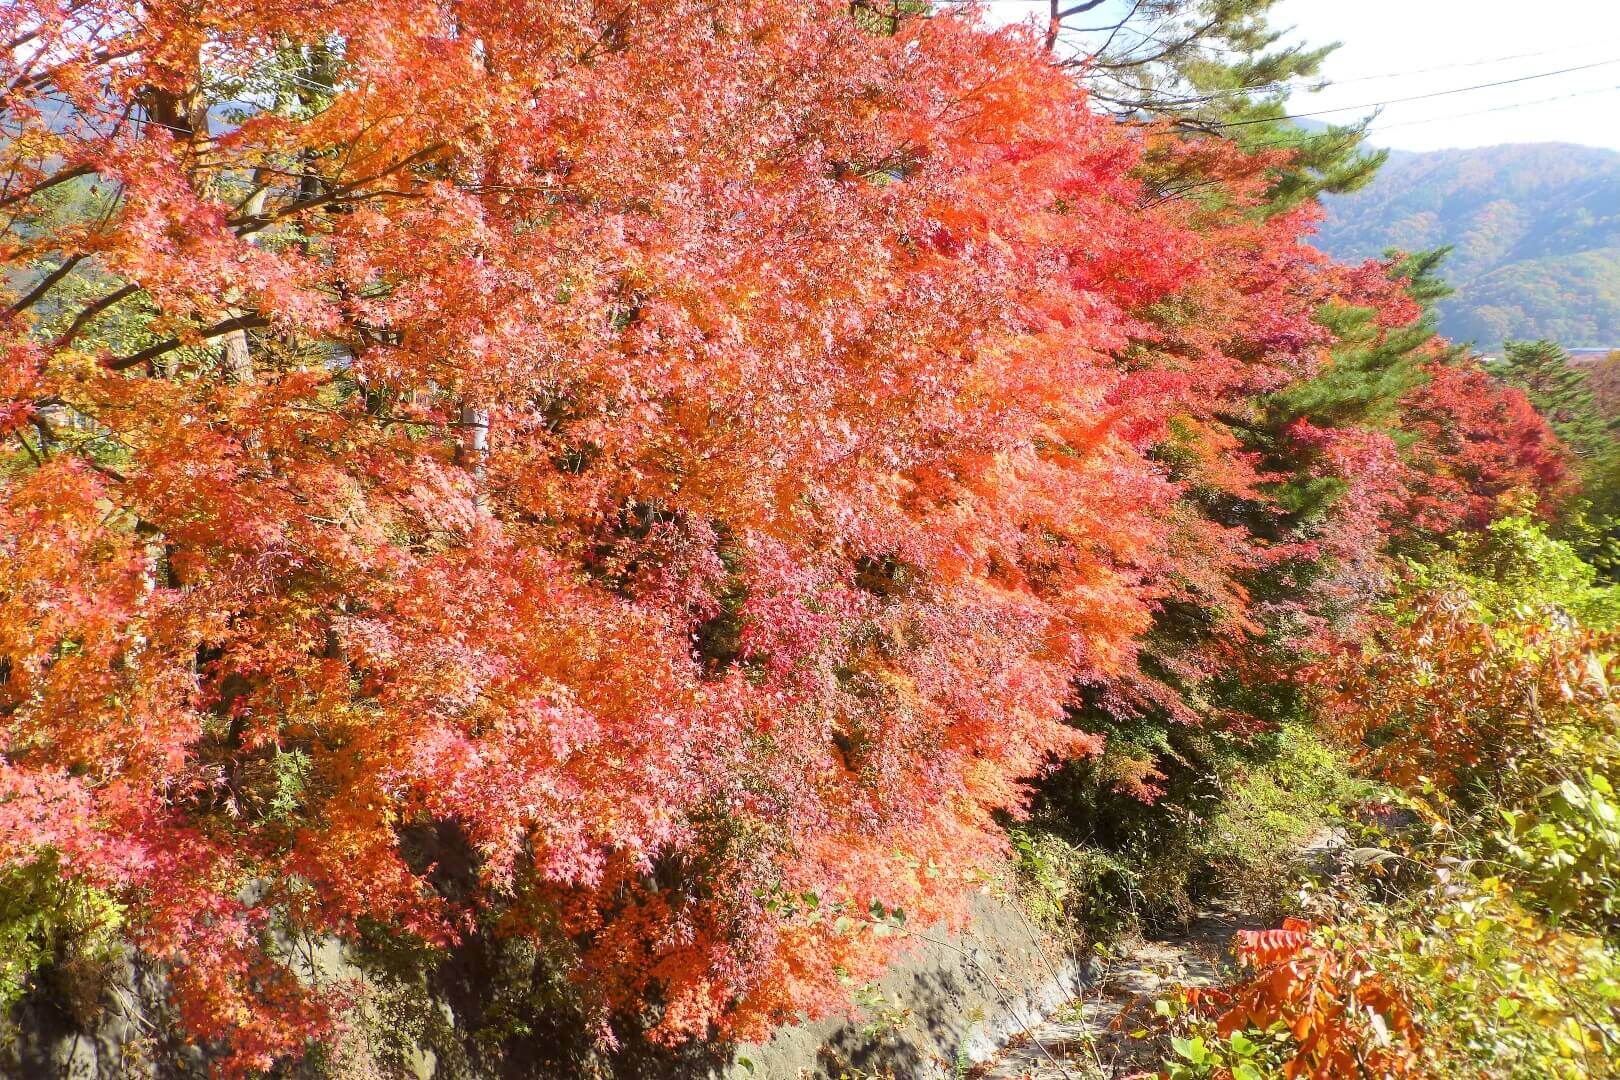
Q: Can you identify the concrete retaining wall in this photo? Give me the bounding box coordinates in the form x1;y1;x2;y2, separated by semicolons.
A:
1;890;1085;1079
720;892;1089;1079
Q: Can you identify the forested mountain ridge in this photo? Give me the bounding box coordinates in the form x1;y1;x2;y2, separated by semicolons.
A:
1314;142;1620;350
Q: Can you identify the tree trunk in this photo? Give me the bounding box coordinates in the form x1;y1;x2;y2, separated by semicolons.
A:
457;403;489;508
219;178;268;383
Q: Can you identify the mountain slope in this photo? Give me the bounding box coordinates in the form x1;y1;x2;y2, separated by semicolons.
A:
1314;143;1620;350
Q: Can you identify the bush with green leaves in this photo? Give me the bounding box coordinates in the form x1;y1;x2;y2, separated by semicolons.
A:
1155;873;1620;1079
1162;1027;1297;1080
1405;510;1620;631
0;853;124;1022
1370;878;1620;1078
1014;719;1371;946
1008;828;1140;947
1200;723;1370;912
1497;770;1620;937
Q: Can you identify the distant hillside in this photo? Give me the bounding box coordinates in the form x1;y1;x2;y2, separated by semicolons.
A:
1314;143;1620;351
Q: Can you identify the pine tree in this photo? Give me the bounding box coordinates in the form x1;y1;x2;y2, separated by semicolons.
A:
1491;341;1620;580
1042;0;1385;209
1491;340;1615;460
1271;250;1456;433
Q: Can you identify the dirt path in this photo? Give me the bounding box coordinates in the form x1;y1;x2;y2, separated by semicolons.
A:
976;903;1265;1079
979;831;1344;1079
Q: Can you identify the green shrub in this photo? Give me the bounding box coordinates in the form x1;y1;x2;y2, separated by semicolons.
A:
0;853;124;1023
1388;880;1620;1078
1201;724;1370;913
1498;770;1620;937
1408;511;1620;630
1008;828;1139;947
1153;877;1620;1080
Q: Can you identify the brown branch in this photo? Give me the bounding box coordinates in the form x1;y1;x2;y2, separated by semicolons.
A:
3;0;94;52
227;142;446;237
4;27;46;52
14;429;43;466
103;313;270;371
1090;16;1221;73
29;410;129;482
0;164;95;210
5;252;85;318
27;412;55;456
3;44;140;105
52;282;139;350
1047;0;1109;52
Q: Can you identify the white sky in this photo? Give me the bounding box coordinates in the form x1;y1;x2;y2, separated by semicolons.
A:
986;1;1620;152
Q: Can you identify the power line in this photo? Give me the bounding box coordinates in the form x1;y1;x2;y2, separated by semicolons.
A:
1140;82;1620;206
989;0;1620;132
1288;45;1594;88
1375;83;1620;135
1086;44;1601;112
1227;82;1620;153
220;52;339;97
32;91;197;137
1214;57;1620;130
1015;0;1602;101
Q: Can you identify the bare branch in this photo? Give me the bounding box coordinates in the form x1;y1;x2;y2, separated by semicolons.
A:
227;142;446;237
